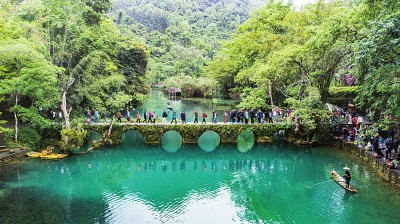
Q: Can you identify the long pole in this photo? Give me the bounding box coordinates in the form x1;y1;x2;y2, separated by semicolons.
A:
305;179;333;188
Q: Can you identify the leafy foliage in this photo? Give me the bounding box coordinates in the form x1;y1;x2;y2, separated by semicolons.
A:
17;127;41;148
354;1;400;120
327;86;359;106
4;127;41;148
207;1;358;104
60;124;88;152
285;87;331;141
0;112;7;134
110;0;266;82
162;75;221;98
0;0;150;137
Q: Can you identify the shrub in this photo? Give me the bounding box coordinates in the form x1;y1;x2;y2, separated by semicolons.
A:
60;124;88;152
4;128;41;149
19;127;41;148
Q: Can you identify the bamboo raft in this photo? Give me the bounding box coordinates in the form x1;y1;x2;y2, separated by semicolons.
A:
330;169;357;193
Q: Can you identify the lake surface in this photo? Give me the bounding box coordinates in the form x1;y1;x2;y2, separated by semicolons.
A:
1;142;400;224
137;88;239;123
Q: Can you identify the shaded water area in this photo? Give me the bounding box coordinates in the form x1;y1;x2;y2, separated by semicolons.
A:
1;139;400;223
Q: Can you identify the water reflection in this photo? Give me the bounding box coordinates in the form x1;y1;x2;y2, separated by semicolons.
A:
1;145;400;224
78;159;277;174
35;156;297;191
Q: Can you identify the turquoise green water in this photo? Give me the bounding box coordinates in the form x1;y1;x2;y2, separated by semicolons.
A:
138;88;239;123
1;141;400;223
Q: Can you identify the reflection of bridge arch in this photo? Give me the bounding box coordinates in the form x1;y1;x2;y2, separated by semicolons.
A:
81;131;102;151
237;130;255;153
198;131;220;152
161;130;182;153
121;130;145;147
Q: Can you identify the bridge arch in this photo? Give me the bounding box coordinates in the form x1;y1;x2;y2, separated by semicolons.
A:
161;130;183;153
80;130;102;151
121;130;145;148
237;130;255;153
198;130;220;152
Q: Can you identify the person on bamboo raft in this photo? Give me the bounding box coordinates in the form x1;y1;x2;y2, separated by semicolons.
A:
343;167;351;188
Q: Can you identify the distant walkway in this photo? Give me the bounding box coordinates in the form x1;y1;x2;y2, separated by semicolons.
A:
88;121;284;126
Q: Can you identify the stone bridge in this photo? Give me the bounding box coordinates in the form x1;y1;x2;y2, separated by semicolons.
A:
86;123;293;145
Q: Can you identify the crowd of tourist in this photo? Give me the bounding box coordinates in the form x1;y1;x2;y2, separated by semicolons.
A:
84;106;294;125
331;106;400;168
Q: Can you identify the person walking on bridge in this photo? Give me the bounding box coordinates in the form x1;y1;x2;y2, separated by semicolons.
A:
136;111;141;123
181;110;186;124
117;111;122;123
171;110;177;124
162;110;168;124
194;109;199;123
223;110;228;123
126;109;131;123
212;110;218;124
143;110;148;123
201;111;207;124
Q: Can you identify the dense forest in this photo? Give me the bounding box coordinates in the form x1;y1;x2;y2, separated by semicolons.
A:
0;0;149;145
110;0;267;97
110;0;266;81
0;0;399;149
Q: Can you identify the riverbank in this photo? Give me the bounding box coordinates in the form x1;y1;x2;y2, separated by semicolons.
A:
337;140;400;189
0;148;26;166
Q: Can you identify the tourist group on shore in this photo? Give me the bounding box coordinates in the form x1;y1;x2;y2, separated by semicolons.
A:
332;106;400;168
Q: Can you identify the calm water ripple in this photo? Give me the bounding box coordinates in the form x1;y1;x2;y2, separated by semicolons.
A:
1;143;400;223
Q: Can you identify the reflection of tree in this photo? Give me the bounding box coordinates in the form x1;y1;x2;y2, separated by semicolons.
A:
2;144;345;222
180;161;186;172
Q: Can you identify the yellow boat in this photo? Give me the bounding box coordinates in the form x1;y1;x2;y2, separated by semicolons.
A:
26;146;68;159
26;146;54;158
26;151;46;158
40;153;69;159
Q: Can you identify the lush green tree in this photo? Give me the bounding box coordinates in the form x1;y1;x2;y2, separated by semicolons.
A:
0;38;59;142
354;0;400;122
36;0;149;124
0;112;7;134
162;75;220;98
111;0;267;82
68;51;130;114
1;0;149;139
207;0;360;109
285;87;330;141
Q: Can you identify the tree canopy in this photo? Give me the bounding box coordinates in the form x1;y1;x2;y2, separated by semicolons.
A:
110;0;267;82
0;0;149;118
1;0;399;146
205;0;399;124
0;0;149;144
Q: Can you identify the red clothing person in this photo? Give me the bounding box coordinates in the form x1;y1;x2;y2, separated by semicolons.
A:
201;111;207;124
